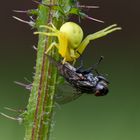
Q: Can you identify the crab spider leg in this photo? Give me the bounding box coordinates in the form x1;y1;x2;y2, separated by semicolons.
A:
62;58;66;64
34;31;71;62
35;30;71;63
76;24;122;55
49;23;57;30
70;49;76;58
97;24;118;32
39;25;57;32
45;42;58;54
34;32;58;37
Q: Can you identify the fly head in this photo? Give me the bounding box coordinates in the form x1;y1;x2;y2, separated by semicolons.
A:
94;76;109;96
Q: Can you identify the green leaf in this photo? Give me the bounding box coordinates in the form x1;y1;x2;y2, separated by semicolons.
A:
68;7;79;15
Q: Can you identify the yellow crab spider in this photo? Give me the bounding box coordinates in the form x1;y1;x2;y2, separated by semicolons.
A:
34;22;121;63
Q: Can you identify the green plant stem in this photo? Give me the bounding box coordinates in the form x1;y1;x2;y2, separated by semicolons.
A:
23;0;65;140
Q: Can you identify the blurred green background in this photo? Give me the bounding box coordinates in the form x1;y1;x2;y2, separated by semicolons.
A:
0;0;140;140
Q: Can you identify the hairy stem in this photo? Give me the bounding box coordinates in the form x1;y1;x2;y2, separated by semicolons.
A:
24;0;64;140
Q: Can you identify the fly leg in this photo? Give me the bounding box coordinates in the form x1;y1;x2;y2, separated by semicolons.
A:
78;56;104;75
75;51;93;74
90;56;104;72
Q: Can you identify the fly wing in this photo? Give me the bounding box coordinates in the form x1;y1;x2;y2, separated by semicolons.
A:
47;55;83;104
55;81;82;104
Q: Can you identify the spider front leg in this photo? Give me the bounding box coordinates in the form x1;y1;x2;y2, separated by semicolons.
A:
45;42;58;54
76;24;122;55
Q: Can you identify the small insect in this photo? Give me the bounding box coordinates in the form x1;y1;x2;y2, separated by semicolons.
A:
15;56;109;104
34;22;121;63
47;55;109;102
